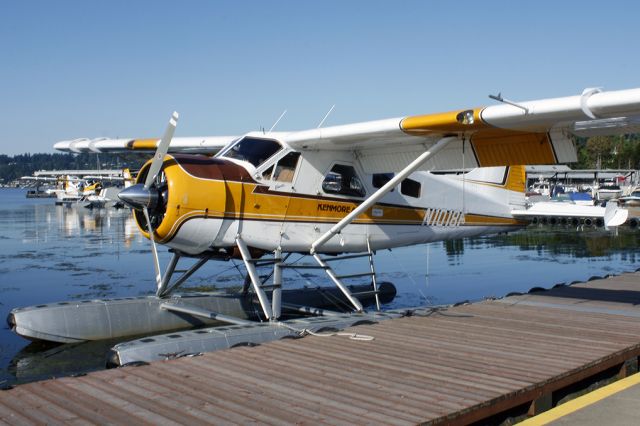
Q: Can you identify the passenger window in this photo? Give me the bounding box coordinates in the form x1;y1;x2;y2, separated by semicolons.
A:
372;173;395;190
401;178;421;198
273;152;300;183
322;164;366;197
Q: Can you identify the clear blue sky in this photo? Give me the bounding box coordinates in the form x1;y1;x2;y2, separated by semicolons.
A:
1;0;639;155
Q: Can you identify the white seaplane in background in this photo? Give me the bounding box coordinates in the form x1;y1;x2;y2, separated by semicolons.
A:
24;169;134;207
9;86;640;365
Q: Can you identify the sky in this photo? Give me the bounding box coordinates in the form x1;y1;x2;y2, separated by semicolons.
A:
1;0;639;155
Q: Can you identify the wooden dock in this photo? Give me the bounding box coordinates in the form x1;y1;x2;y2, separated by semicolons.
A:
2;272;640;425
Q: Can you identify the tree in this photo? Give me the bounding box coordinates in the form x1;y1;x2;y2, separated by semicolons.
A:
585;136;614;169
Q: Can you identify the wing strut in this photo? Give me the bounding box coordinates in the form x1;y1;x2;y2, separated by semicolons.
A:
310;136;458;254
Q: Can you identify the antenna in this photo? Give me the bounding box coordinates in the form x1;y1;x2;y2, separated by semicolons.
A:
488;92;529;114
317;104;335;128
268;110;287;133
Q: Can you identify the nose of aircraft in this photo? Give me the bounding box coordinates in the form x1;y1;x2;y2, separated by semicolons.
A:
118;184;159;211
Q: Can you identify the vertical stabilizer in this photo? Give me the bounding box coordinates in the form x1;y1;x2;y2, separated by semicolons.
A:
504;165;526;193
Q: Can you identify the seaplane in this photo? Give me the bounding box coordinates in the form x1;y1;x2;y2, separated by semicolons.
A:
28;169;133;207
9;86;640;366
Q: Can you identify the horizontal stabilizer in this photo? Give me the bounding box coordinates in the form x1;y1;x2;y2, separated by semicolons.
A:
604;201;628;227
512;201;628;227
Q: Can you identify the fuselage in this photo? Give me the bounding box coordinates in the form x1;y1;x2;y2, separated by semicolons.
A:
132;135;527;256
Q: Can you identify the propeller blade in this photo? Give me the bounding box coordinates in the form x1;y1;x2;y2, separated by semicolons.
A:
144;111;179;190
143;207;163;289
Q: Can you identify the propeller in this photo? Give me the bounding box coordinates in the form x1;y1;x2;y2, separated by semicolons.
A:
145;112;178;190
118;111;179;290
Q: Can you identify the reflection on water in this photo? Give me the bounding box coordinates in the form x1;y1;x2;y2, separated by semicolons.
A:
1;187;640;386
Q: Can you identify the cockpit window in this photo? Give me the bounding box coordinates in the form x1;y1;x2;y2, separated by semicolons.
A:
322;164;366;197
222;137;282;168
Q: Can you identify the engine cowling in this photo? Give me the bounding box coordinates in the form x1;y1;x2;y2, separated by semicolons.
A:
120;154;253;254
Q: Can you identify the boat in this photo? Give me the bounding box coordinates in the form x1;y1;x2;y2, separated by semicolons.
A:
595;184;623;203
619;190;640;207
564;192;594;206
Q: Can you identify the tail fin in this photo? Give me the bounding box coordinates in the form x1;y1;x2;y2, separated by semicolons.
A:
504;165;526;193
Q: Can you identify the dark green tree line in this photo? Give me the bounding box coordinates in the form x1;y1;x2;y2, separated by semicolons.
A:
0;153;149;183
574;134;640;169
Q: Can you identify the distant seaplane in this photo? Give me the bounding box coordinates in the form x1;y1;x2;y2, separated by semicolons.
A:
11;87;638;354
25;169;133;207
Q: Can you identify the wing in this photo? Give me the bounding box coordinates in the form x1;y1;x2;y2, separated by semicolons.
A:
53;136;237;154
52;87;640;171
283;87;640;173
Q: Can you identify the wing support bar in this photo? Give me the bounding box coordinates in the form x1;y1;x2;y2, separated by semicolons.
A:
310;136;458;254
236;236;274;320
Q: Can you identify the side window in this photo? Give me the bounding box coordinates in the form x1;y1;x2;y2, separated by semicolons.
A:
322;164;366;197
401;178;421;198
372;173;395;190
273;152;300;183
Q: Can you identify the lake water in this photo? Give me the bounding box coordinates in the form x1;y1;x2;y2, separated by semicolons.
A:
1;187;640;386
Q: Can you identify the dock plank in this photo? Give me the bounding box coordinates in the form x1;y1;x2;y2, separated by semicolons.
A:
3;271;640;424
140;362;328;425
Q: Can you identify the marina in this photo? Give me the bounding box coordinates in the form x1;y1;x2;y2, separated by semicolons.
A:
2;271;640;424
4;3;640;424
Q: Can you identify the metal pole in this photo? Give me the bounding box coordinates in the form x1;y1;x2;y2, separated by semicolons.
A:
158;256;209;298
156;252;180;297
272;248;282;319
236;237;273;320
312;253;364;312
366;238;380;311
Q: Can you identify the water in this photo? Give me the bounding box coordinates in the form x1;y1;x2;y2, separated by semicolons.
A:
1;187;640;386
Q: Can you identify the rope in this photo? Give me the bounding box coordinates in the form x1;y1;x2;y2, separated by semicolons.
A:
302;329;375;341
401;307;474;318
278;322;375;341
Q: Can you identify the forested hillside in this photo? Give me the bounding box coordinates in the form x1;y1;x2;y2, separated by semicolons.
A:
0;153;149;183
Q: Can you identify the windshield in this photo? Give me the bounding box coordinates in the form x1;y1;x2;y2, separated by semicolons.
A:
222;137;282;168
